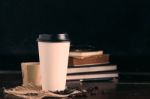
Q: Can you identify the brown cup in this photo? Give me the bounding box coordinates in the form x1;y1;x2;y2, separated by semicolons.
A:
21;62;41;86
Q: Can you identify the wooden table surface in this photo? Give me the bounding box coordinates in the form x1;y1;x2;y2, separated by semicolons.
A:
0;73;150;99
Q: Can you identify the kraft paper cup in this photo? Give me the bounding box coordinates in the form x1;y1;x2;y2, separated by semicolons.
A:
21;62;41;87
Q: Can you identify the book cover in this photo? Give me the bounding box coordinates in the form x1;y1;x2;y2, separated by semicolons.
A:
67;64;117;74
67;71;118;80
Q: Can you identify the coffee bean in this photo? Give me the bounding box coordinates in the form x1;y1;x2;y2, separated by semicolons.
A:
101;90;106;95
94;86;99;90
87;87;93;92
82;93;88;97
90;92;96;96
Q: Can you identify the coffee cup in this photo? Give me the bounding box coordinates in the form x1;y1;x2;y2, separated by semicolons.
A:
37;33;70;91
21;62;41;86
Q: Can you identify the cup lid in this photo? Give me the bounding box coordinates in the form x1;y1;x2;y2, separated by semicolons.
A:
37;33;70;42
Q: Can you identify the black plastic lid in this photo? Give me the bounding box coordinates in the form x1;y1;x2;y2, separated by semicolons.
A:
37;33;70;42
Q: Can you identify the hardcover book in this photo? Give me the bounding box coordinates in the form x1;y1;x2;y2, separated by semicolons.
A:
67;71;118;80
67;64;117;74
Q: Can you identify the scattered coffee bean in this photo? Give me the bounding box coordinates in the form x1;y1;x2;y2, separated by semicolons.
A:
94;86;99;90
101;90;105;94
54;88;74;95
51;85;100;98
90;92;96;96
82;93;88;97
75;87;82;91
86;86;100;96
87;87;93;92
74;93;87;98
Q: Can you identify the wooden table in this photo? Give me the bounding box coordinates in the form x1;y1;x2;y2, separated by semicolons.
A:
0;73;150;99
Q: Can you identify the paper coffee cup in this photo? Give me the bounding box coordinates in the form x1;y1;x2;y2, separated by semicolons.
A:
21;62;41;87
37;33;70;91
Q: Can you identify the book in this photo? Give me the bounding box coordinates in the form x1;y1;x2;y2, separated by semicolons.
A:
67;64;117;74
66;71;118;80
68;54;109;66
69;50;103;58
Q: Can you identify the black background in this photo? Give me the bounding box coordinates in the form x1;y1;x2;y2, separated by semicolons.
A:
0;0;150;72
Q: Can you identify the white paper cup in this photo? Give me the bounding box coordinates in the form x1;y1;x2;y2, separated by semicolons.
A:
37;33;70;91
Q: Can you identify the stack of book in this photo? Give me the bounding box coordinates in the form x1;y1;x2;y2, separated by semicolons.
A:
22;47;118;81
67;49;118;81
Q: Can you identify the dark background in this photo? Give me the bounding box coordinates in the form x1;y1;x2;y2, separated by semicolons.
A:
0;0;150;73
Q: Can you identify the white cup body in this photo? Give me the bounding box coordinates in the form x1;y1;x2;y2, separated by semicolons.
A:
38;41;70;91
